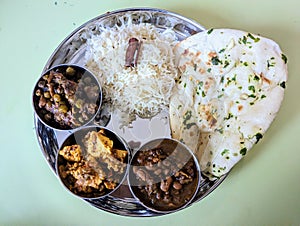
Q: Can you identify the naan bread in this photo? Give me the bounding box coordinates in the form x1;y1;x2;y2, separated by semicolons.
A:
170;28;288;179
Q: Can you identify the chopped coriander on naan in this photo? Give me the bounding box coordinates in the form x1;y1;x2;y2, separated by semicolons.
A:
170;29;288;179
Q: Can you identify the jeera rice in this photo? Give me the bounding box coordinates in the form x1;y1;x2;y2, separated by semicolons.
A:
84;16;179;127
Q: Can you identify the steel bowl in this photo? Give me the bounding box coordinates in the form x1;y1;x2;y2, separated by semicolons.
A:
56;125;131;199
32;64;102;131
128;138;201;214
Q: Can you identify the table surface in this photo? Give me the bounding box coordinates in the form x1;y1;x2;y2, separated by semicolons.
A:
1;0;299;225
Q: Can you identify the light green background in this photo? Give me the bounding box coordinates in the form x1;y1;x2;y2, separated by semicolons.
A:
1;0;299;225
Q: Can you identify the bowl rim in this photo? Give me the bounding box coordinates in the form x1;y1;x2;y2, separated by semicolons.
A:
55;125;131;200
127;137;201;213
32;63;103;131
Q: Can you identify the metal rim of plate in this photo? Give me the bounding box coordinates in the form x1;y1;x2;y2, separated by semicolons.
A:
34;7;227;217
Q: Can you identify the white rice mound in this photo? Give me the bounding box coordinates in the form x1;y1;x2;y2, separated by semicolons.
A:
84;16;179;127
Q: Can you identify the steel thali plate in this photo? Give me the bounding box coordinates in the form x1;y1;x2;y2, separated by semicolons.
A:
34;8;227;217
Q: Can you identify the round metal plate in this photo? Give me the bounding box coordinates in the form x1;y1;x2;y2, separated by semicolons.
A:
34;7;227;217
